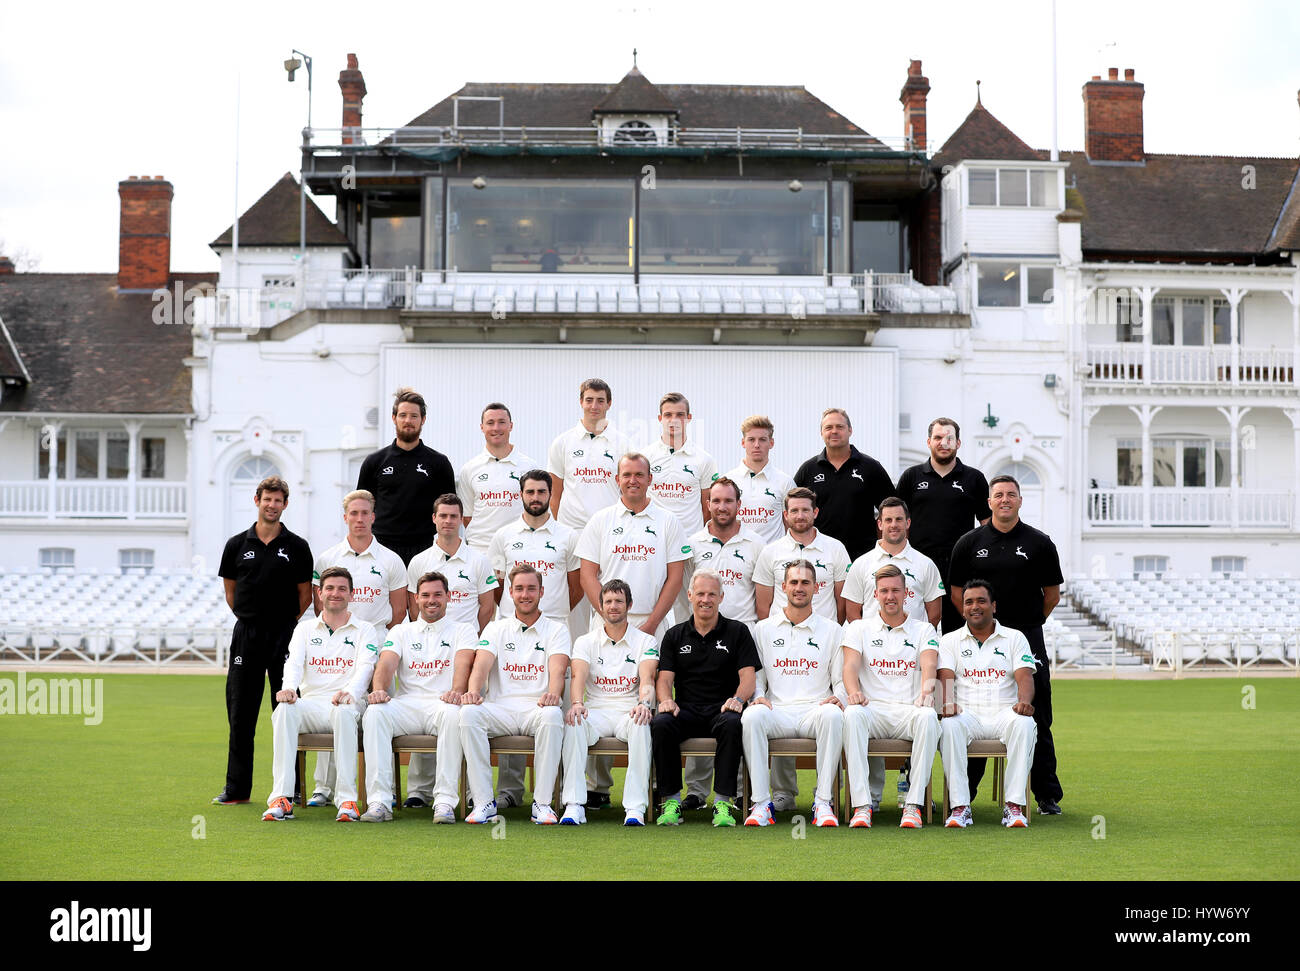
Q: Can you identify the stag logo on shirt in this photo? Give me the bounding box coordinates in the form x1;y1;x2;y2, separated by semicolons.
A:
815;560;827;570
644;526;656;537
952;482;964;492
544;542;556;551
416;464;429;477
1015;547;1029;560
509;472;520;482
733;550;745;561
714;642;728;653
624;654;636;664
807;637;819;650
603;451;614;461
458;571;469;581
277;549;290;562
851;469;863;482
765;488;777;498
903;569;916;582
370;565;382;577
993;647;1007;659
683;465;695;476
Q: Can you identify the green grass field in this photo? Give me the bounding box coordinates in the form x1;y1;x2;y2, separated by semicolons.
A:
2;672;1296;880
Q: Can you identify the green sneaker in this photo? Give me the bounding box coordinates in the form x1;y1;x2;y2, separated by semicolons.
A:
656;797;684;826
712;799;738;827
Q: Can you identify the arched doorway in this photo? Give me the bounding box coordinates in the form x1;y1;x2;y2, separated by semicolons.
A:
994;460;1044;524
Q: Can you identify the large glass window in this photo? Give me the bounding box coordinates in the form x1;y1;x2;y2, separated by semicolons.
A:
75;431;99;479
1212;298;1236;344
998;169;1028;207
1027;267;1055;304
1183;298;1206;346
968;167;1057;207
830;182;850;273
977;262;1020;307
1151;438;1228;488
366;197;421;268
141;438;166;479
1116;440;1142;486
448;178;633;273
641;180;826;274
1152;297;1175;345
422;177;443;270
969;169;996;206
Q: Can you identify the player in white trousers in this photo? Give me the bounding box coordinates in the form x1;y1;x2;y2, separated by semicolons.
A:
937;578;1038;829
263;568;380;822
359;570;479;823
841;564;941;829
743;559;844;828
460;564;572;825
560;579;659;826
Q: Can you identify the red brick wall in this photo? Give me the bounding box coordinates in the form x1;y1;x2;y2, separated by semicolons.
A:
118;176;172;290
1083;69;1144;162
339;53;367;145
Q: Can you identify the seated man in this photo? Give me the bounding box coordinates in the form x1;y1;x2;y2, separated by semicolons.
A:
842;564;941;829
360;571;479;823
651;570;759;828
460;564;571;825
937;578;1038;829
561;579;659;827
263;567;379;822
743;559;844;829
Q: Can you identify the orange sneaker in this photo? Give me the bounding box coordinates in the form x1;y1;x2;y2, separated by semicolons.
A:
849;806;873;828
900;805;923;829
336;800;360;822
262;796;294;821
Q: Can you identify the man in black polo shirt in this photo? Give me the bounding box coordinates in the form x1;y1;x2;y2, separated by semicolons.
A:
794;407;894;561
947;474;1064;815
213;475;314;805
894;417;989;633
357;388;456;565
652;570;759;828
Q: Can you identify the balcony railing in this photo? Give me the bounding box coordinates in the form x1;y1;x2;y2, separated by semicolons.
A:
1086;344;1296;387
194;268;968;327
0;481;187;520
1086;488;1292;528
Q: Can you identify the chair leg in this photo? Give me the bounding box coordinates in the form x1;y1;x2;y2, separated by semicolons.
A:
393;753;401;811
295;748;306;807
358;753;366;810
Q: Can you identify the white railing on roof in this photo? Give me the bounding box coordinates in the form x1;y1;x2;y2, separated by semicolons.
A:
306;125;916;153
0;481;187;520
1086;488;1291;528
1085;344;1295;387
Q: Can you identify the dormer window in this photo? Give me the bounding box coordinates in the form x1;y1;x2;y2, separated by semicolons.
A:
614;120;656;144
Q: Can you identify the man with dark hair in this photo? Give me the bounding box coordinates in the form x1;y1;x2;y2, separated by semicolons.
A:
457;402;535;554
357;387;456;565
894;417;989;634
793;407;895;561
947;474;1064;815
214;475;313;806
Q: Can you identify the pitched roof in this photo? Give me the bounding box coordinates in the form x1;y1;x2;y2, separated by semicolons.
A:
0;312;31;385
593;66;678;115
210;173;351;249
1063;151;1300;257
401;81;867;135
0;272;216;414
932;101;1039;168
1265;169;1300;252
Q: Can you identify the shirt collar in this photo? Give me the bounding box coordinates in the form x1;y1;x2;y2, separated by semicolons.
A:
522;516;555;533
864;612;909;634
777;610;816;632
313;614;358;634
960;621;1006;644
873;541;914;561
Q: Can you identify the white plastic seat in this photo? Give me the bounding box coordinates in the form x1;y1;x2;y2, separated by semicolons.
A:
762;287;785;314
536;285;557;313
702;287;723;314
721;287;743;313
577;287;599;313
597;286;619;312
557;286;578;313
514;285;537;312
452;284;475;312
680;287;702;313
342;276;366;306
638;285;659;313
472;285;496;313
618;286;639;312
363;273;390;306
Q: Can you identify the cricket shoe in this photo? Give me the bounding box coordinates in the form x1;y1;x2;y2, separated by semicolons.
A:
262;797;294;821
812;801;838;828
656;798;684;826
432;803;457;824
770;792;797;812
1002;804;1028;828
945;805;973;828
212;789;249;806
560;804;587;825
465;799;497;824
900;806;923;829
360;802;393;822
712;800;738;827
307;791;330;808
335;801;360;822
744;802;775;827
623;809;646;826
531;802;559;825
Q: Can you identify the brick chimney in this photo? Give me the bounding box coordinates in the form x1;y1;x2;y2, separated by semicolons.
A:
118;175;172;291
899;59;931;151
1082;67;1145;162
0;256;14;274
339;53;367;145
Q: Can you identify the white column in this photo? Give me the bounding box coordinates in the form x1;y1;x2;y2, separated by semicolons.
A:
1286;409;1300;532
44;419;63;520
1284;287;1300;390
1136;286;1158;385
1216;406;1250;530
1221;287;1246;387
1129;404;1162;528
125;420;142;521
1082;405;1100;525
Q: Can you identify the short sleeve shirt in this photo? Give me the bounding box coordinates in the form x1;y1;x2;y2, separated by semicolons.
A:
477;614;572;707
487;516;579;623
576;500;691;615
312;537;406;627
219;524;313;625
894;457;990;563
645;439;717;536
843;542;944;621
384;616;478;701
937;622;1036;716
842;613;940;704
752;610;842;706
456;447;537;553
283;614;380;699
407;540;498;628
793;446;895;560
658;615;760;711
686;524;765;624
547;422;633;530
947;520;1063;632
753;531;851;620
572;624;660;711
723;462;795;545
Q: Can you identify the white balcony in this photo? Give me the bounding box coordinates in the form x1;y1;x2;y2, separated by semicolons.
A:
1086;488;1292;529
0;481;187;520
1086;344;1296;389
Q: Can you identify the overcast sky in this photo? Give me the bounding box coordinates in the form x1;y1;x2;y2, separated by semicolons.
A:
2;0;1297;272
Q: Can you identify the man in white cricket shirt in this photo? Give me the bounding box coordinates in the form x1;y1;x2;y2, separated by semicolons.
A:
457;402;535;554
307;489;407;808
560;579;659;826
263;568;379;822
404;493;498;808
359;570;479;823
460;564;572;825
743;559;844;828
722;415;794;545
645;392;717;538
841;564;941;829
938;578;1038;829
547;378;632;531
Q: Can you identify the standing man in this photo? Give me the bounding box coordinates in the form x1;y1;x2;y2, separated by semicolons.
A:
262;568;379;822
457;403;535;554
723;416;795;545
894;418;989;633
214;475;313;806
645;392;717;538
403;493;498;809
459;565;572;825
357;387;456;566
754;487;850;623
547;378;631;531
560;579;659;826
937;579;1038;829
743;560;844;829
794;407;895;561
652;571;759;828
844;498;944;625
947;474;1064;815
306;489;407;808
359;571;479;823
841;565;941;829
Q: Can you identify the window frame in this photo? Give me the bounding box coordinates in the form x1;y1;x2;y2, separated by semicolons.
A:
967;166;1060;209
40;548;75;574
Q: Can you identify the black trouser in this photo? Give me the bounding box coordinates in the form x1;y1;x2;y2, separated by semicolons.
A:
224;619;295;799
652;705;743;800
966;625;1063;805
929;550;964;635
377;537;431;568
